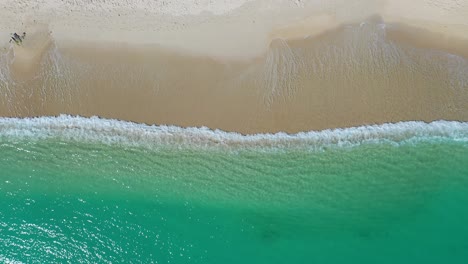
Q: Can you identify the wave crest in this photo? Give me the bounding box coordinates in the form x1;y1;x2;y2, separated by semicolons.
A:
0;115;467;150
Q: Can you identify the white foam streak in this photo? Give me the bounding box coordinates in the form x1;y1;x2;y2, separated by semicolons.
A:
0;115;467;150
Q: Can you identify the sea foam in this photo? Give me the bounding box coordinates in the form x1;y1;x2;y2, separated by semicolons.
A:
0;115;467;151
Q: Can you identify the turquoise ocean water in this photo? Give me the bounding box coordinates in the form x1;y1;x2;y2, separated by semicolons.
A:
1;116;468;263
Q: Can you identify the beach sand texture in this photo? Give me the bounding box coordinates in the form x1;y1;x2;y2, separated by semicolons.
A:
1;0;467;133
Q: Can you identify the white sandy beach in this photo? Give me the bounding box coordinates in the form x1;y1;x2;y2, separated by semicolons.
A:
1;0;467;57
0;0;467;133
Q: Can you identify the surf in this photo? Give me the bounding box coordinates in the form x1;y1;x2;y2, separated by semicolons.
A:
0;115;467;151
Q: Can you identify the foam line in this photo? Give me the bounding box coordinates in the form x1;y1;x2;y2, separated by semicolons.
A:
0;115;467;150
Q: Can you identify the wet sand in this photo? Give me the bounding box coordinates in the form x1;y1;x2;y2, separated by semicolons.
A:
1;19;467;134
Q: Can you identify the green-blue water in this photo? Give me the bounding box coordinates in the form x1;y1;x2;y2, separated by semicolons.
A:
1;119;468;263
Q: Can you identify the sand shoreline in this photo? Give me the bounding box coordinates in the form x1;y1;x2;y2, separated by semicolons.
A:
1;0;468;133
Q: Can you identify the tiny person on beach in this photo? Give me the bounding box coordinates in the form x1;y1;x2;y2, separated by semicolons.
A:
9;32;26;46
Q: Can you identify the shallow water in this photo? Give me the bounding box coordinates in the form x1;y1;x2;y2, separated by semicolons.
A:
1;117;468;263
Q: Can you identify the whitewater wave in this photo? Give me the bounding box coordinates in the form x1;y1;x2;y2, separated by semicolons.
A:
0;115;467;150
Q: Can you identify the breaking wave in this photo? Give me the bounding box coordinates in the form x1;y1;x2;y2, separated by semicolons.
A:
0;115;467;150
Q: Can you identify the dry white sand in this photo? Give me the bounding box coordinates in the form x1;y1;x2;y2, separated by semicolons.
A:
1;0;467;58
